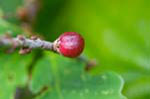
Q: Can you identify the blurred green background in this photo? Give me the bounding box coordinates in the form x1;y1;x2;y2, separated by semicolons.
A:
0;0;150;99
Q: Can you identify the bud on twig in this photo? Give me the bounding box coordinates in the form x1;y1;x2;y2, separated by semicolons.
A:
0;32;85;58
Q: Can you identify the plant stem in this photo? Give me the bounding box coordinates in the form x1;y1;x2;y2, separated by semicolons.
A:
0;35;55;53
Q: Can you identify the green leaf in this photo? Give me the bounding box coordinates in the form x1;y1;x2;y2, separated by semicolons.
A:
0;9;3;17
123;73;150;99
0;18;22;36
0;0;23;13
37;0;150;98
31;55;53;93
0;0;23;23
0;52;32;99
31;52;126;99
0;17;33;98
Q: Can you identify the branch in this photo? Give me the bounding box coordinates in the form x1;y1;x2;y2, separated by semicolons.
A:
0;32;85;58
0;35;56;54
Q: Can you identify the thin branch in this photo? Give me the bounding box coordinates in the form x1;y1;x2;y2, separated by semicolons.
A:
0;35;56;54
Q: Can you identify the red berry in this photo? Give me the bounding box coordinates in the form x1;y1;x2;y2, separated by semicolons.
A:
54;32;85;58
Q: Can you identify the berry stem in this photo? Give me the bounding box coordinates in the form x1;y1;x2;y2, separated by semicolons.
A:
0;32;85;58
0;35;55;53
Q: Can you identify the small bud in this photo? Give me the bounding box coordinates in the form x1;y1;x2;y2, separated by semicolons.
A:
19;48;32;54
17;35;25;41
54;32;85;58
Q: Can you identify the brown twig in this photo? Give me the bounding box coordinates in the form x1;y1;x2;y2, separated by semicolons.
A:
0;35;56;54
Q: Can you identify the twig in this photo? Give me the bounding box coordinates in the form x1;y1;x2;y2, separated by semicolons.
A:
0;35;56;54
